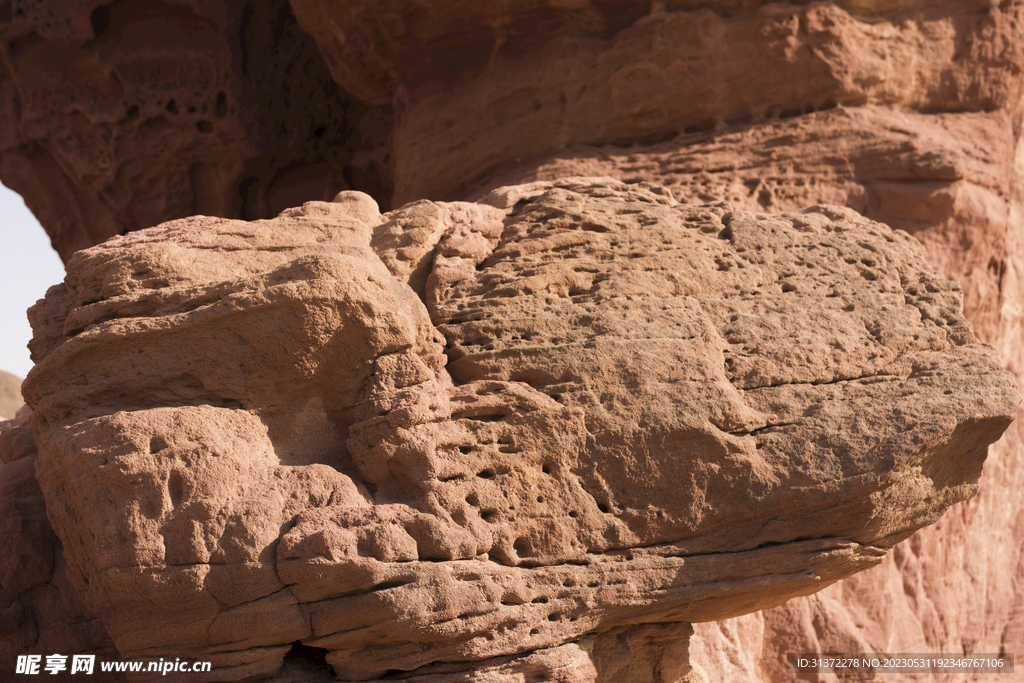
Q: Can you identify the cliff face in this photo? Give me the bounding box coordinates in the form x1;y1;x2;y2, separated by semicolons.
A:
1;1;1023;682
10;179;1019;682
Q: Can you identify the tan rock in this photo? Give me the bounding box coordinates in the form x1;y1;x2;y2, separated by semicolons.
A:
0;371;22;420
2;1;1024;679
18;181;1017;681
684;115;1024;683
497;105;1016;346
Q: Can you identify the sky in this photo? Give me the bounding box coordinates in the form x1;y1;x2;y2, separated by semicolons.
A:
0;183;66;379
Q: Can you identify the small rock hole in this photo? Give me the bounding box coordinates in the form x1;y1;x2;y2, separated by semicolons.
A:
282;641;333;675
90;6;110;37
167;470;184;508
215;91;227;119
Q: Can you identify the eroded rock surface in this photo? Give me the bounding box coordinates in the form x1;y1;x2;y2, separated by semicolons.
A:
0;1;1022;681
0;407;121;679
15;180;1017;681
501;105;1017;349
0;0;390;262
288;0;1024;206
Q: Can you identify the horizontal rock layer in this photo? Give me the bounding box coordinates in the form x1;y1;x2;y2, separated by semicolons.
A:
289;0;1024;205
16;180;1018;681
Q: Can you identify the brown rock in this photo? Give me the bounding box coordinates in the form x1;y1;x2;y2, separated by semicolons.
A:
19;181;1018;681
282;3;1024;672
680;110;1024;679
0;407;121;681
499;105;1016;347
0;0;391;262
288;1;1023;205
2;1;1024;680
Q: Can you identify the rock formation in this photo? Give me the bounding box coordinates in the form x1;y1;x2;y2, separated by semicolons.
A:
0;0;390;261
0;371;22;420
6;179;1016;681
0;406;118;678
2;1;1024;682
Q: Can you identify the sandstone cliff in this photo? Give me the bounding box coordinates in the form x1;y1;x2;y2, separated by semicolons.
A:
1;1;1023;682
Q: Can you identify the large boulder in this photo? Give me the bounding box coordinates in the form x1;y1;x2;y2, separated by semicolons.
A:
0;407;120;680
17;180;1018;681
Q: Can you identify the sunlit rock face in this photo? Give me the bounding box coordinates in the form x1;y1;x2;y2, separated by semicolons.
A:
2;1;1024;681
0;371;22;419
15;180;1017;681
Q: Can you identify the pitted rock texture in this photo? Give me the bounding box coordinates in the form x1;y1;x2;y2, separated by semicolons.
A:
16;180;1018;681
288;0;1024;205
456;83;1024;683
495;105;1017;348
0;0;391;262
5;1;1022;271
0;407;121;679
0;1;1022;681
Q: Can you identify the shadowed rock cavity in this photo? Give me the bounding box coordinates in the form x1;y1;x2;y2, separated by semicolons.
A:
0;0;392;262
14;179;1018;681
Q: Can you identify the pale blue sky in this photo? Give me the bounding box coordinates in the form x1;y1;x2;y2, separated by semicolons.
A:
1;183;66;379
